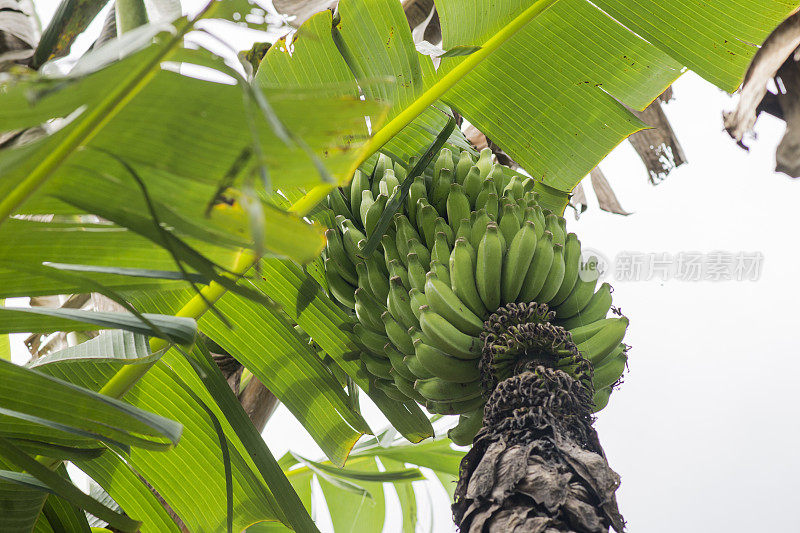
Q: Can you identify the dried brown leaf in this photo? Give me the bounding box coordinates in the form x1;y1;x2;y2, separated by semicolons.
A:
590;168;631;216
724;10;800;145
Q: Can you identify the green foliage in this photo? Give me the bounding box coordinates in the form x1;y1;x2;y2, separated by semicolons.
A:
0;0;793;530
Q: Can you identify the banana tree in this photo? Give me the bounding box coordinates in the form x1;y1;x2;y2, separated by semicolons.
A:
0;0;793;532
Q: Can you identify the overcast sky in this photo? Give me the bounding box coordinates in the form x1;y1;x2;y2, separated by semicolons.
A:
20;2;800;531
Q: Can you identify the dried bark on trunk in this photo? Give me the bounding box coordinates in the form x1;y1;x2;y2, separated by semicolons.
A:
453;368;624;532
452;302;625;532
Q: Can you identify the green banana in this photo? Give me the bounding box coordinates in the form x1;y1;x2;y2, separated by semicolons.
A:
470;209;491;249
544;213;565;246
325;229;357;285
446;183;471;234
392;373;427;403
537;242;565;303
404;349;435;379
575;317;628;365
382;311;415;356
432;167;454;213
361;350;393;380
414;376;482;402
324;258;356;308
354;287;386;333
429;259;450;286
355;262;371;298
384;343;417;381
522;177;536;194
376;380;407;401
434;147;454;183
353;323;390;354
431;231;451;266
425;273;484;336
381;232;404;268
518;230;554;303
456;150;473;184
434;217;454;246
450;237;487;317
372;152;390;177
502;175;524;200
387;259;410;288
406;252;427;292
592;386;611;412
498;204;520;245
349;170;369;222
364;193;387;237
448;409;483;445
371;154;390;194
328;187;353;219
568;317;620;345
501;220;538;303
379;168;399;196
407;237;431;267
550;233;581;306
407;176;427;222
359;189;375;228
593;342;625;368
340;218;367;263
416;340;480;383
484;192;499;221
462;166;483;206
409;288;427;321
593;350;627;391
556;257;599;319
395;214;421;260
387;275;417;329
455;216;472;242
416;199;438;248
365;254;389;303
474;178;495;211
322;146;631;419
476;147;493;178
476;223;503;311
425;395;485;416
561;283;613;329
418;305;482;360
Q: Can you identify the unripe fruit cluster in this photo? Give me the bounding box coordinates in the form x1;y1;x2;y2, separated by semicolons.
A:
323;148;629;443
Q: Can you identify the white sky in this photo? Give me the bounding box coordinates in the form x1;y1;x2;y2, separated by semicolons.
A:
20;1;800;531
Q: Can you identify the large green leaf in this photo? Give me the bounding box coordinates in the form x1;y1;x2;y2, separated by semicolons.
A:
26;325;316;532
0;440;140;532
0;15;385;262
256;8;470;176
249;432;463;533
34;350;294;532
129;287;372;467
29;330;162;368
0;358;181;452
258;0;795;211
0;455;47;533
0;307;196;344
252;259;434;443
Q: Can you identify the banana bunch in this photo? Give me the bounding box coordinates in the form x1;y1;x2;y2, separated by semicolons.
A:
323;148;629;442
